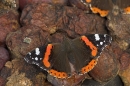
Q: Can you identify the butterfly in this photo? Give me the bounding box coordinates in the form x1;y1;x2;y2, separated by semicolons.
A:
81;0;130;17
24;34;112;78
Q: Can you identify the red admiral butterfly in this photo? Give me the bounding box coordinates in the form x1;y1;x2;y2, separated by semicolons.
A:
81;0;130;17
24;34;112;79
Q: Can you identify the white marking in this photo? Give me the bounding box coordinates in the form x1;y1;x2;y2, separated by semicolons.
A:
81;0;83;2
104;34;107;37
35;48;40;55
28;52;31;55
105;45;107;47
44;68;47;70
40;67;43;69
32;61;35;64
100;42;103;45
97;44;99;46
79;73;83;75
36;63;39;66
94;34;100;41
110;37;112;43
24;58;29;62
40;58;42;60
80;0;87;5
35;57;38;61
101;47;104;51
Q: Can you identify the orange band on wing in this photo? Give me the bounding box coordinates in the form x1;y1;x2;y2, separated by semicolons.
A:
81;36;97;56
43;44;53;68
86;0;91;3
81;59;97;74
49;69;68;79
90;7;109;17
124;7;130;14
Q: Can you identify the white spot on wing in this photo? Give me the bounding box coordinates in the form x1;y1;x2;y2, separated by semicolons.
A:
28;52;31;55
104;34;107;37
100;42;103;45
94;34;100;41
110;37;112;43
35;48;40;55
35;57;38;61
40;67;44;69
24;58;29;62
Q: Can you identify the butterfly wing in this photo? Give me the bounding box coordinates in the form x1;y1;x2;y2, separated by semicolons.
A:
69;34;112;74
89;0;113;17
24;45;48;69
85;34;112;55
24;43;72;78
48;43;72;78
118;0;130;14
67;37;92;73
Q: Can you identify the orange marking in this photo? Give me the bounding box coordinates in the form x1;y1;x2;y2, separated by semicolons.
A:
43;44;53;68
49;69;68;78
81;59;97;74
81;36;97;56
90;7;109;17
86;0;91;3
99;10;109;17
124;7;130;14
